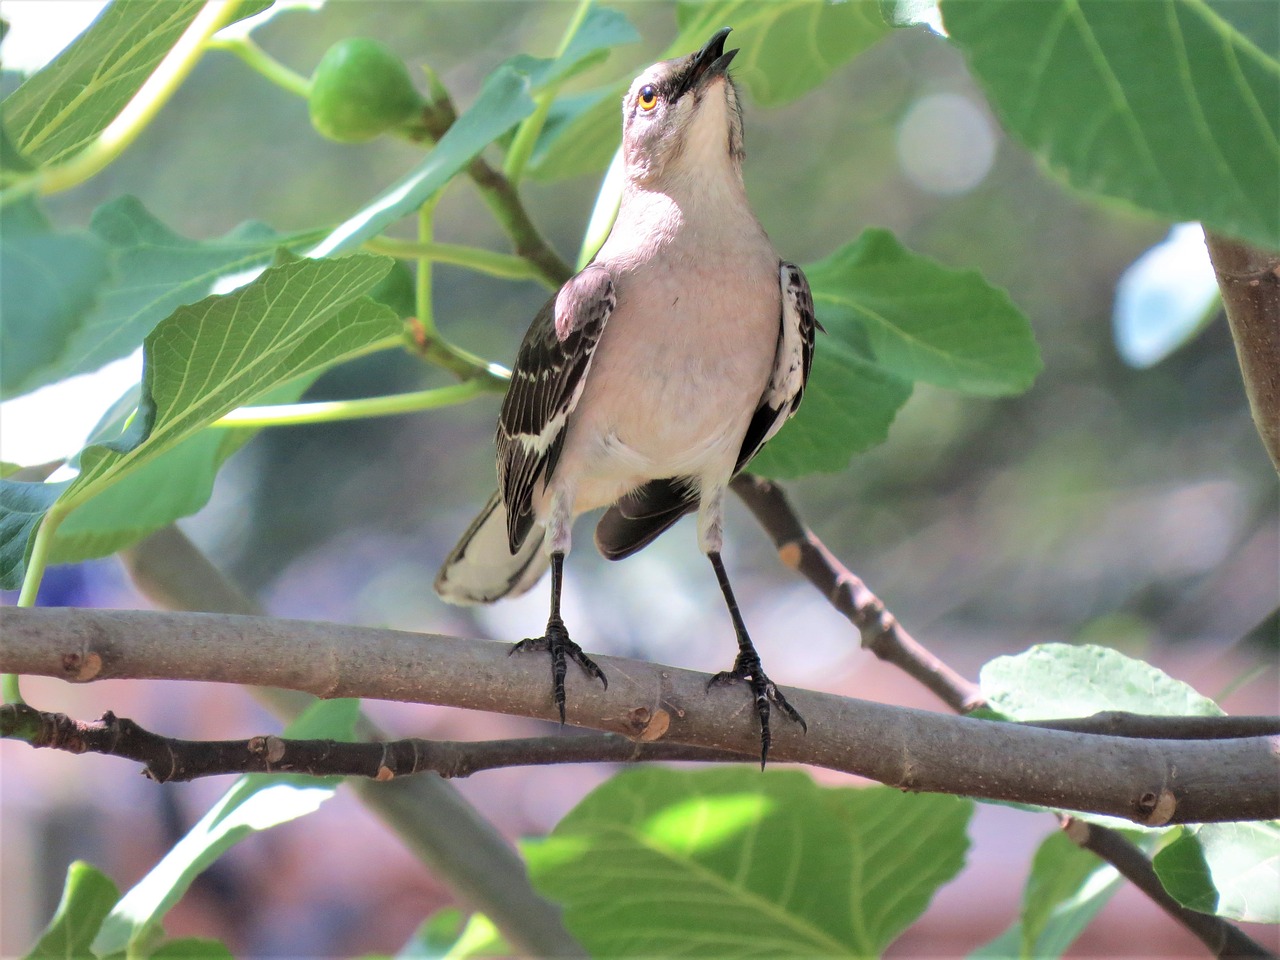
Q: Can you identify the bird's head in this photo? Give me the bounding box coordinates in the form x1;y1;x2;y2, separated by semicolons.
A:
621;28;744;186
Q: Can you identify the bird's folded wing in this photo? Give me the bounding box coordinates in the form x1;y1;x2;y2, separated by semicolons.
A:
497;265;616;552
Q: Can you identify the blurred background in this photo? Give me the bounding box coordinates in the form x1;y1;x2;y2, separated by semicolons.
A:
2;2;1276;956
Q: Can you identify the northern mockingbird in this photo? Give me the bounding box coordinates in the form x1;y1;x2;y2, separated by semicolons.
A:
436;28;818;764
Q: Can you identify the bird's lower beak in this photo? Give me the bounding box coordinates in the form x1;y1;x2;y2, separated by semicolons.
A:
679;27;739;97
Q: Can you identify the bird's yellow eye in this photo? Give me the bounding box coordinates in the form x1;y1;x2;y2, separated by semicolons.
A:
637;85;658;111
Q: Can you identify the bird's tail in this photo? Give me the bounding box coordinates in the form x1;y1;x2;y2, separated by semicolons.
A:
434;491;549;605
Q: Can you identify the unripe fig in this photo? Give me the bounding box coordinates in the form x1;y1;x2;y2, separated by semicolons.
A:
309;38;425;143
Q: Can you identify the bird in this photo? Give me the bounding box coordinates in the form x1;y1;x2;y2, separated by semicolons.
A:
435;27;818;765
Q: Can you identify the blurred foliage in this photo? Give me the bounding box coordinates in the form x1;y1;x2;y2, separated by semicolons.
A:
2;0;1276;957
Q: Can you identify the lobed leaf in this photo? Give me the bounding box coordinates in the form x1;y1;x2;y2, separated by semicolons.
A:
943;0;1280;249
525;767;971;958
0;254;399;589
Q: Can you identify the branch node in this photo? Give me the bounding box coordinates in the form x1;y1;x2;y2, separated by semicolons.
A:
1138;788;1178;827
61;650;102;682
777;542;802;570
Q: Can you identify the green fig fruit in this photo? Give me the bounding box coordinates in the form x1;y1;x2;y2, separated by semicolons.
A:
309;38;426;143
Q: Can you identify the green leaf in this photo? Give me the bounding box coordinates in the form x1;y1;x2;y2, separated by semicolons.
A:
0;254;398;589
0;477;69;591
979;643;1224;722
2;0;269;166
806;229;1041;396
401;910;507;960
1016;831;1122;958
942;0;1280;249
149;939;235;960
676;0;890;106
92;699;360;957
0;198;111;400
26;860;120;960
524;767;972;958
748;340;912;478
2;195;327;401
1154;821;1280;923
4;0;203;165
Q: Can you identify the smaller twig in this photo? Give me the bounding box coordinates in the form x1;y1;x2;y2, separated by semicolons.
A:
1062;818;1277;960
1025;712;1280;740
731;473;985;713
416;94;573;289
1;704;748;783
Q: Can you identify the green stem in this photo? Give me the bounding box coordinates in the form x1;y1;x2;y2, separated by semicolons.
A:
364;236;551;286
504;0;596;183
417;194;443;339
213;381;498;429
6;509;67;704
208;35;312;98
4;0;243;202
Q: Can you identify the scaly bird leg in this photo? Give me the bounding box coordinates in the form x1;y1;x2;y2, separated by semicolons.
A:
511;552;607;723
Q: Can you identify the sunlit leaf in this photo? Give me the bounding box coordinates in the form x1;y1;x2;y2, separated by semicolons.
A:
3;0;270;166
1154;821;1280;923
525;767;972;957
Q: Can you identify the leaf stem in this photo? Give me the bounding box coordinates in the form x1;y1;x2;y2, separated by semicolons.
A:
504;0;597;183
416;193;444;340
207;35;312;99
213;381;499;429
2;0;244;203
363;236;552;286
6;508;67;704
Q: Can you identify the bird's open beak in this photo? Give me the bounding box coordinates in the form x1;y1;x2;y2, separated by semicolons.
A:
674;27;738;100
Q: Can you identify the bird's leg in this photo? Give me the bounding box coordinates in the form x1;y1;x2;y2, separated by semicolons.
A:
510;553;608;724
706;550;806;767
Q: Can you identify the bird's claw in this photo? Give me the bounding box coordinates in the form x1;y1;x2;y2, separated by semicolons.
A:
709;651;805;767
511;617;607;723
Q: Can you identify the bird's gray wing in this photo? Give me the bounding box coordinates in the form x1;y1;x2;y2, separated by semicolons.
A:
733;261;819;473
498;265;615;553
594;262;819;561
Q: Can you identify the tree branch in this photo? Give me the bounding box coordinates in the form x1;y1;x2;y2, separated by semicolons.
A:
1;703;747;782
4;607;1276;825
1062;818;1276;959
417;96;572;289
1026;712;1280;739
731;473;985;713
1204;231;1280;473
118;527;587;959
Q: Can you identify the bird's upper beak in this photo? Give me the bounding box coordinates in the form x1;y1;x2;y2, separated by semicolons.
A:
672;27;738;101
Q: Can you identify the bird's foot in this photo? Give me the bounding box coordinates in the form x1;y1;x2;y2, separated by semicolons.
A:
708;650;806;768
511;616;608;723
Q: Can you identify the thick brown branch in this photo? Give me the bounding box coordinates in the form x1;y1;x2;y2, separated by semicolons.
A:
4;606;1276;825
731;473;984;713
1063;818;1276;959
1205;231;1280;473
